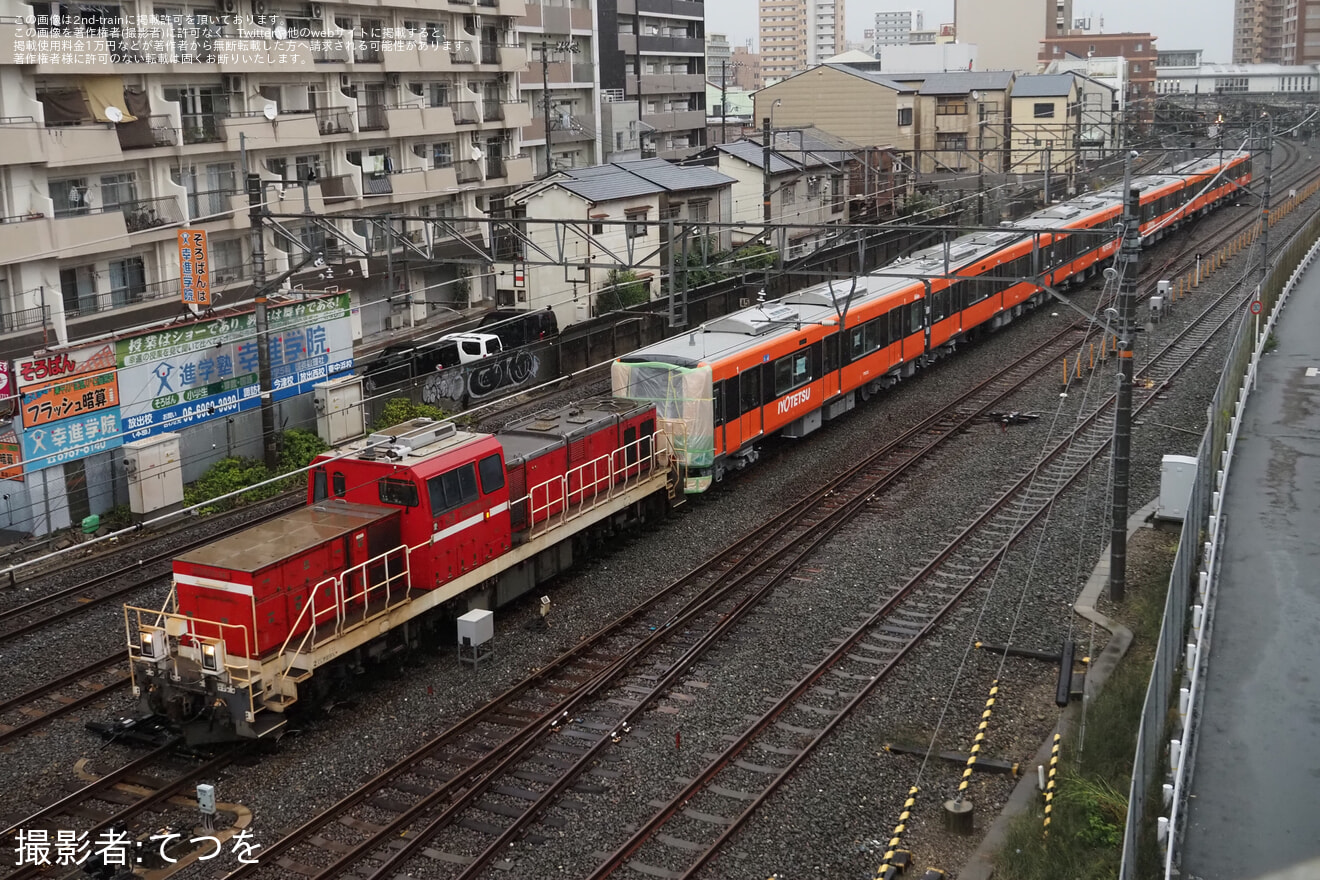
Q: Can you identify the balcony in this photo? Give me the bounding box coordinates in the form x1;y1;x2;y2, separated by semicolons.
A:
638;0;705;16
499;45;528;69
314;37;351;63
223;111;321;151
0;211;130;264
502;103;532;129
181;116;225;145
44;124;123;168
640;108;706;133
452;101;480;125
627;73;708;96
498;0;526;14
503;155;533;185
637;34;705;55
480;41;499;64
482;101;504;122
184;187;242;223
387;165;459;200
0;119;44;165
358;105;389;132
318;174;359;205
449;40;477;64
525;112;596;143
118;115;180;150
455;160;483;183
316;107;354;136
386;103;457;137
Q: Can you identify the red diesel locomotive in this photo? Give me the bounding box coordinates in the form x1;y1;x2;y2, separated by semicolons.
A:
127;398;670;743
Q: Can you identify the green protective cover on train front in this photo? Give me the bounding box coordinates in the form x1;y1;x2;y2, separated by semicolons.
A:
610;360;714;468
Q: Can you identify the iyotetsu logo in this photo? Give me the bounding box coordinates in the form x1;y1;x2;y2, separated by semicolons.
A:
777;387;811;415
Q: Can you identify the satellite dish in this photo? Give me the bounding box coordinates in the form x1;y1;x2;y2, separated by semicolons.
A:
263;103;278;120
470;145;484;162
273;23;287;40
105;106;123;123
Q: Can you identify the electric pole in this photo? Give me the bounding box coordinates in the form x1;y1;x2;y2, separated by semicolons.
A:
247;171;278;471
540;40;552;178
1109;178;1140;603
763;115;773;225
721;60;729;144
1257;114;1273;297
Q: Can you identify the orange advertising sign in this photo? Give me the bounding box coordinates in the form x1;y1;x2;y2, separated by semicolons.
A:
0;429;21;482
178;228;211;307
21;370;120;428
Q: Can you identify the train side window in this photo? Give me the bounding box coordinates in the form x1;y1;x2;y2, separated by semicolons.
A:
722;376;739;424
910;300;924;334
713;381;726;426
332;472;346;497
379;478;419;507
640;417;654;459
774;351;809;396
850;325;866;359
864;319;881;352
428;463;480;515
312;468;328;502
740;369;761;414
477;453;505;494
624;426;638;465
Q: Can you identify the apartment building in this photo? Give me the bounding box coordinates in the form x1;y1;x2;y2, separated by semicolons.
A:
1040;33;1157;123
1236;0;1320;64
873;9;922;47
517;0;602;177
597;0;707;162
759;0;844;85
0;0;534;351
706;31;732;72
732;44;763;91
953;0;1072;71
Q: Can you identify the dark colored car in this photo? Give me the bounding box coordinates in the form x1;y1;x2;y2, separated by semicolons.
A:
477;308;559;349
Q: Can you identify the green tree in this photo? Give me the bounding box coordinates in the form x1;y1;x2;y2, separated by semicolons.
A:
594;269;650;314
376;398;448;430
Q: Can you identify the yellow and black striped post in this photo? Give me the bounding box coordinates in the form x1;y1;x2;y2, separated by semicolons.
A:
1043;733;1062;836
958;681;999;800
876;786;920;880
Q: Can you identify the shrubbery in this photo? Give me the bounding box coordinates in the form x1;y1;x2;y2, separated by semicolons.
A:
375;398;448;430
183;428;329;514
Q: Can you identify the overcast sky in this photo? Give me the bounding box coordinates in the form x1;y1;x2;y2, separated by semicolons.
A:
707;0;1234;64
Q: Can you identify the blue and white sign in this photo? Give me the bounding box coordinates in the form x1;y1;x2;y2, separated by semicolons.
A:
20;408;123;471
117;294;355;441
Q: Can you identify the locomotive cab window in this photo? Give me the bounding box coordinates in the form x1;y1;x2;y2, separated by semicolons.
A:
640;418;654;459
379;477;419;508
624;426;638;465
774;351;809;396
332;472;346;497
477;453;505;493
312;468;328;502
428;463;479;515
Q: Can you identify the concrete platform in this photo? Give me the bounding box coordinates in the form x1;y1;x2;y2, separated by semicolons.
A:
1179;270;1320;879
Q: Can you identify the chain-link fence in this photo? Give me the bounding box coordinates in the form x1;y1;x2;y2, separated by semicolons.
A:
1120;204;1320;880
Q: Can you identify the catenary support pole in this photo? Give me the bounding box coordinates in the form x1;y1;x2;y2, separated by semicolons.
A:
1110;183;1141;603
248;172;278;471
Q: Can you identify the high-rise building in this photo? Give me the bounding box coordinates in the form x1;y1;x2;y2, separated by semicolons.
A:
707;32;733;73
519;1;602;177
732;44;764;91
1236;0;1320;63
0;0;535;346
759;0;845;84
597;0;707;160
954;0;1072;70
873;10;924;47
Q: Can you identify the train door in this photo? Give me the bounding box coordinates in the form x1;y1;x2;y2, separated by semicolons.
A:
717;377;739;455
739;367;762;441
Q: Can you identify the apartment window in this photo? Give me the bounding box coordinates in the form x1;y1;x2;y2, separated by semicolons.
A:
432;142;453;169
268;157;288;180
897;107;913;126
689;200;709;222
781;182;795;205
936;133;967;151
294;154;323;183
1033;102;1056;118
210;238;244;283
51;177;91;217
429;82;449;108
625;209;648;238
60;264;97;315
109;256;147;307
936;98;967;115
1132;63;1141;72
404;19;444;44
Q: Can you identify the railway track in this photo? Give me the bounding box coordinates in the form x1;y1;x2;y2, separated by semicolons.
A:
0;500;302;646
1;744;236;880
222;155;1313;880
0;655;127;748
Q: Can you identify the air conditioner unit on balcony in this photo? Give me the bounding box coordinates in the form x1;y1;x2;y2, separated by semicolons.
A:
388;313;407;330
340;74;350;90
389;73;400;87
253;0;267;15
309;2;322;17
225;74;242;93
222;0;236;12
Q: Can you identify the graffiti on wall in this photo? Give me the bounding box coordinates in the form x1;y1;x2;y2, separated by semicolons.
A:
421;349;541;409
